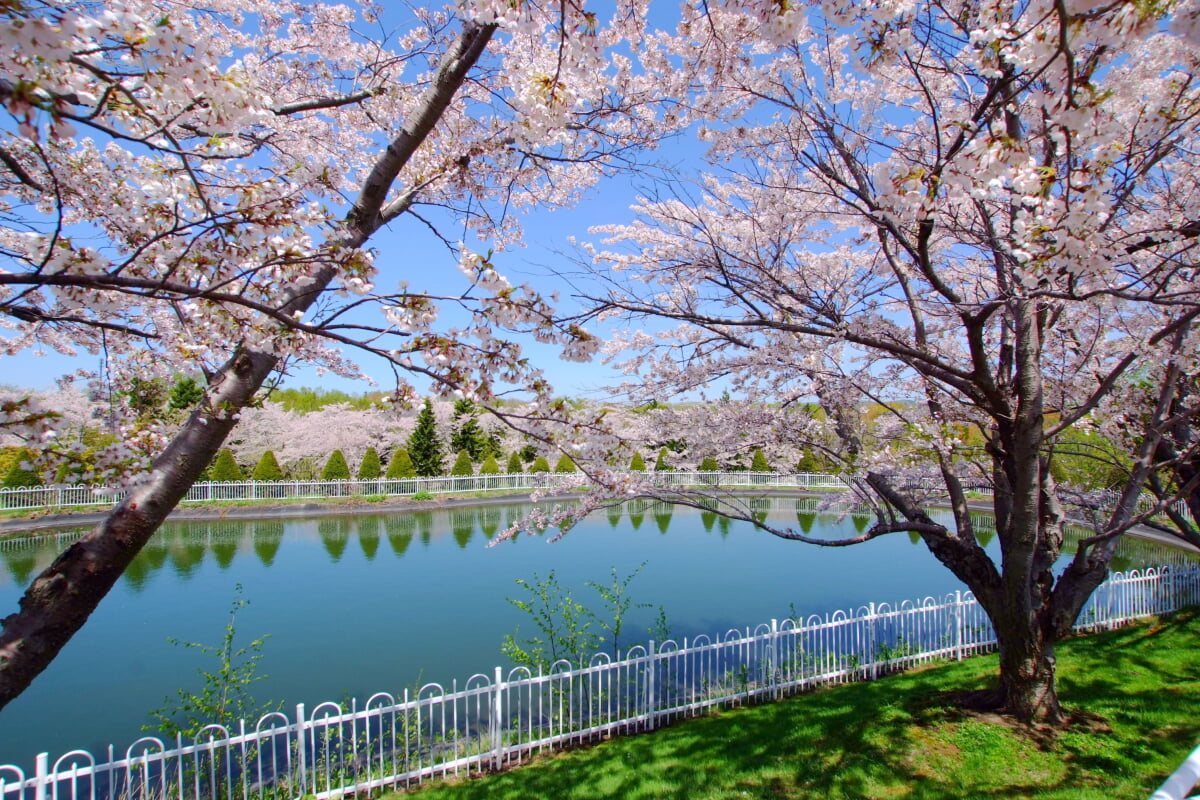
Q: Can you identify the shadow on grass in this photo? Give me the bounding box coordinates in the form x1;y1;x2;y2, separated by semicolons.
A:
395;610;1200;800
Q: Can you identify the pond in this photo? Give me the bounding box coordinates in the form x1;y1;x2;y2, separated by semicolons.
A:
0;496;1190;769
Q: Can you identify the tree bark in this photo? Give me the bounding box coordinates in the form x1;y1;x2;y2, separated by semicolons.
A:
0;21;497;711
994;618;1061;723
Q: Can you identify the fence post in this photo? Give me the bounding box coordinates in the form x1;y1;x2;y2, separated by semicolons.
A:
867;603;877;680
491;666;504;771
770;618;780;699
294;703;307;795
33;752;48;800
954;590;963;661
645;641;656;731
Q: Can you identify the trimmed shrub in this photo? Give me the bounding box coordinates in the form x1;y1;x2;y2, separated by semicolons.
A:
554;454;577;473
357;447;382;479
210;449;245;482
321;450;351;480
450;449;474;476
750;448;773;472
480;454;500;475
629;452;646;471
505;452;523;473
251;450;284;481
697;456;720;471
529;456;551;473
654;447;671;472
3;449;40;488
386;448;416;479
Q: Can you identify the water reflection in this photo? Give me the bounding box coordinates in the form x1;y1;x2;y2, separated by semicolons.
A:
0;496;1195;771
0;498;1193;591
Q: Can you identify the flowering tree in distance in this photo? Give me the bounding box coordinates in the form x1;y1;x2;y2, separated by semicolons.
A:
584;0;1200;722
0;1;666;708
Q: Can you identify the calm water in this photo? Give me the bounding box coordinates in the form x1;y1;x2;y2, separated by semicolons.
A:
0;498;1189;768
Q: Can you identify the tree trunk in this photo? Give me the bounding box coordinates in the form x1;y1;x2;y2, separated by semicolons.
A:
0;20;497;711
993;614;1061;723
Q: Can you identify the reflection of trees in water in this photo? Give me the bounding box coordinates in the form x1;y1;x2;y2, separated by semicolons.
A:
253;521;284;566
479;507;501;541
607;505;622;529
384;514;414;556
318;517;350;562
624;499;647;531
358;516;381;561
4;500;1194;594
653;502;673;535
450;509;475;549
2;549;37;585
414;511;434;546
749;497;771;523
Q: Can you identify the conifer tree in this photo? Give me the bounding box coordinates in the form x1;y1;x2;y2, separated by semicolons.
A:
529;456;551;473
554;454;577;473
321;450;351;480
407;399;444;477
505;452;523;473
449;398;487;461
251;451;284;481
209;449;245;482
167;376;205;411
450;449;474;476
629;452;646;471
750;448;772;472
698;456;720;472
385;448;416;479
654;447;671;472
480;454;501;475
357;447;382;479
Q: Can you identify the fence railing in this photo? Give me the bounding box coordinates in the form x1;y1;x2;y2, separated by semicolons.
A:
2;565;1197;800
0;472;851;513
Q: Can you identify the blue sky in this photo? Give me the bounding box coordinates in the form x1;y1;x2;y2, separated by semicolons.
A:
4;167;648;399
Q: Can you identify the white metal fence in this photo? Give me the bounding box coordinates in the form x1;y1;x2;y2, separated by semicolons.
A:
1;565;1197;800
0;472;851;513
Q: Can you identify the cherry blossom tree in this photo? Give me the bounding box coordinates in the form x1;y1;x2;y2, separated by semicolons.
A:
0;0;665;708
581;0;1200;722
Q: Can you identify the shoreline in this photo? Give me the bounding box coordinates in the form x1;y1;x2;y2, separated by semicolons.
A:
2;488;1196;555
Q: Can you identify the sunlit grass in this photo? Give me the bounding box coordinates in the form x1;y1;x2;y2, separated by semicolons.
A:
387;610;1200;799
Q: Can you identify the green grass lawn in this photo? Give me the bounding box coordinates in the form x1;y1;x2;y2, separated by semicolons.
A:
386;610;1200;799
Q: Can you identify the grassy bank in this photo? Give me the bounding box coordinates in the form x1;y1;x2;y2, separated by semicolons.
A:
387;610;1200;799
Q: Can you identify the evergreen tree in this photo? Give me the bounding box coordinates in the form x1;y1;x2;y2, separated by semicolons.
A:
2;450;40;488
529;456;551;473
385;448;416;479
698;456;720;471
483;428;505;459
407;399;444;477
210;449;245;482
357;447;382;479
794;450;828;473
450;449;474;476
554;454;577;473
505;452;523;473
322;450;351;480
629;452;646;471
449;398;487;461
167;376;205;411
251;450;284;481
750;448;773;472
479;454;500;475
654;447;671;471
